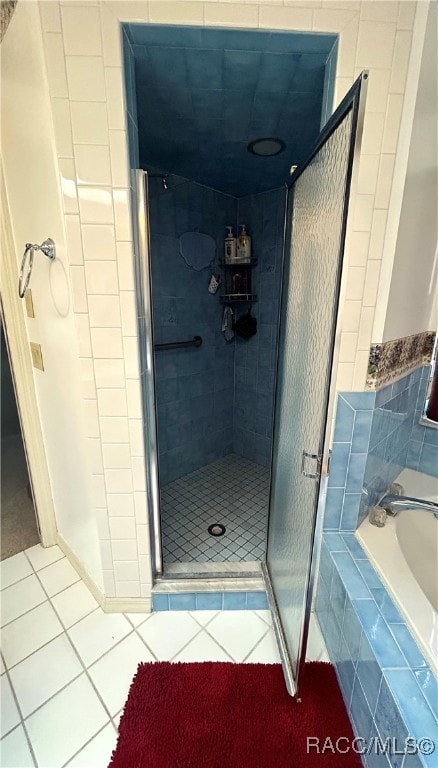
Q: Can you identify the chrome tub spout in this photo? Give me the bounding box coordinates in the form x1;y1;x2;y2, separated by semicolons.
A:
378;493;438;519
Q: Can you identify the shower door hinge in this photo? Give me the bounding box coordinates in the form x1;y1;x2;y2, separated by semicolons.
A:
301;450;322;480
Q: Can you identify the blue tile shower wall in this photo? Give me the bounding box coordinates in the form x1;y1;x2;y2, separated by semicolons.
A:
326;366;437;533
316;534;437;768
148;173;236;484
149;177;284;480
233;188;285;467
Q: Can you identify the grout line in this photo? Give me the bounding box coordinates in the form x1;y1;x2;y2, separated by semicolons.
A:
1;663;38;767
62;720;117;768
189;610;219;630
202;622;246;663
168;628;206;662
1;580;98;635
1;549;64;584
240;627;272;663
169;624;231;663
29;568;117;732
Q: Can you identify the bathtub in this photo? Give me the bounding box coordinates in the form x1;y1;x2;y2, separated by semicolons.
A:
357;468;438;674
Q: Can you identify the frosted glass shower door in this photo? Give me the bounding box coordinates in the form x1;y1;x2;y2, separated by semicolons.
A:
265;74;367;696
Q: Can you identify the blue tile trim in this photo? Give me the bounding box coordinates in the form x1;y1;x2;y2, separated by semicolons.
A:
168;593;197;611
383;670;438;768
323;532;348;552
331;552;371;598
152;593;169;611
246;591;269;609
152;590;269;611
195;592;223;610
316;535;436;768
223;591;247;610
413;668;438;718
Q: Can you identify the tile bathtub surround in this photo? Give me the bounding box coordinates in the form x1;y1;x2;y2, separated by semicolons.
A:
366;332;436;390
316;534;437;768
326;365;436;532
37;0;421;600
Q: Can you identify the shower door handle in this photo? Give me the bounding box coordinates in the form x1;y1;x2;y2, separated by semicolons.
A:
301;450;322;480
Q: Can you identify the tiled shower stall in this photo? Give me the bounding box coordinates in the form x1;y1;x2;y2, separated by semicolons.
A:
31;0;420;600
146;169;286;563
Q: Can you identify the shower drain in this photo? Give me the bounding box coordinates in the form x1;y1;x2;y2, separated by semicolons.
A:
208;523;226;537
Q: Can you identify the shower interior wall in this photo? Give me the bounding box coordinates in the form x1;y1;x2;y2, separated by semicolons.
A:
148;172;285;485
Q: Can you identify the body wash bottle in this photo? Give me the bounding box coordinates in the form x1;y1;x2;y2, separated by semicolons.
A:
236;224;251;263
225;226;236;264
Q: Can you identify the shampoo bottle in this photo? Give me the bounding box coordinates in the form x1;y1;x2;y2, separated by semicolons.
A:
225;226;236;264
236;224;251;263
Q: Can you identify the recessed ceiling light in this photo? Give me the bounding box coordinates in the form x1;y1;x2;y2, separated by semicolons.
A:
247;138;286;157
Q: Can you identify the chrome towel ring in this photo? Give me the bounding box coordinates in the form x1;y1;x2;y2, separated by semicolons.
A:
18;238;56;298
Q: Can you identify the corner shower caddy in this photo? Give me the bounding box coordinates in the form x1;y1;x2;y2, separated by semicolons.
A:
219;258;258;304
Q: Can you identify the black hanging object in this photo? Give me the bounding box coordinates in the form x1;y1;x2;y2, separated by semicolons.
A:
234;310;257;339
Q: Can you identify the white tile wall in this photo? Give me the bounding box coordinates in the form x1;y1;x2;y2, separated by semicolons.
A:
94;358;126;388
61;5;102;56
90;327;124;358
85;261;119;294
88;295;121;327
38;0;419;600
81;224;117;261
74;145;112;186
65;56;106;101
77;187;114;224
70;101;109;145
107;493;135;517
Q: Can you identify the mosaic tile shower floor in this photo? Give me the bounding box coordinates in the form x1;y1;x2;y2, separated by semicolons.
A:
160;455;270;563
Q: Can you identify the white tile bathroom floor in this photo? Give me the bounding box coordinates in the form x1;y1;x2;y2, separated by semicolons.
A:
0;544;328;767
161;454;270;563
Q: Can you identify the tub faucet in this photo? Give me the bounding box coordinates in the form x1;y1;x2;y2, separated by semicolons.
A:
378;493;438;518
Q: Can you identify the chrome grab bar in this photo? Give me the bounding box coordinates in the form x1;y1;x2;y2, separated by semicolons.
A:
154;335;202;352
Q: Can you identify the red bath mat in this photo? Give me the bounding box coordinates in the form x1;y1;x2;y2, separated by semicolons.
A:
109;662;362;768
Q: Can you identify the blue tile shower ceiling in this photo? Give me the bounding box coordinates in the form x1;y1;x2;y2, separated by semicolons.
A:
316;534;437;768
326;365;438;533
124;24;337;196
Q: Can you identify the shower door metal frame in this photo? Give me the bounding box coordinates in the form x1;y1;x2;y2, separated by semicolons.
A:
263;72;368;697
134;169;163;578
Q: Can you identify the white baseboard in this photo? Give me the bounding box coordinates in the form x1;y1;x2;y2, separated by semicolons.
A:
102;596;152;613
56;533;152;614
